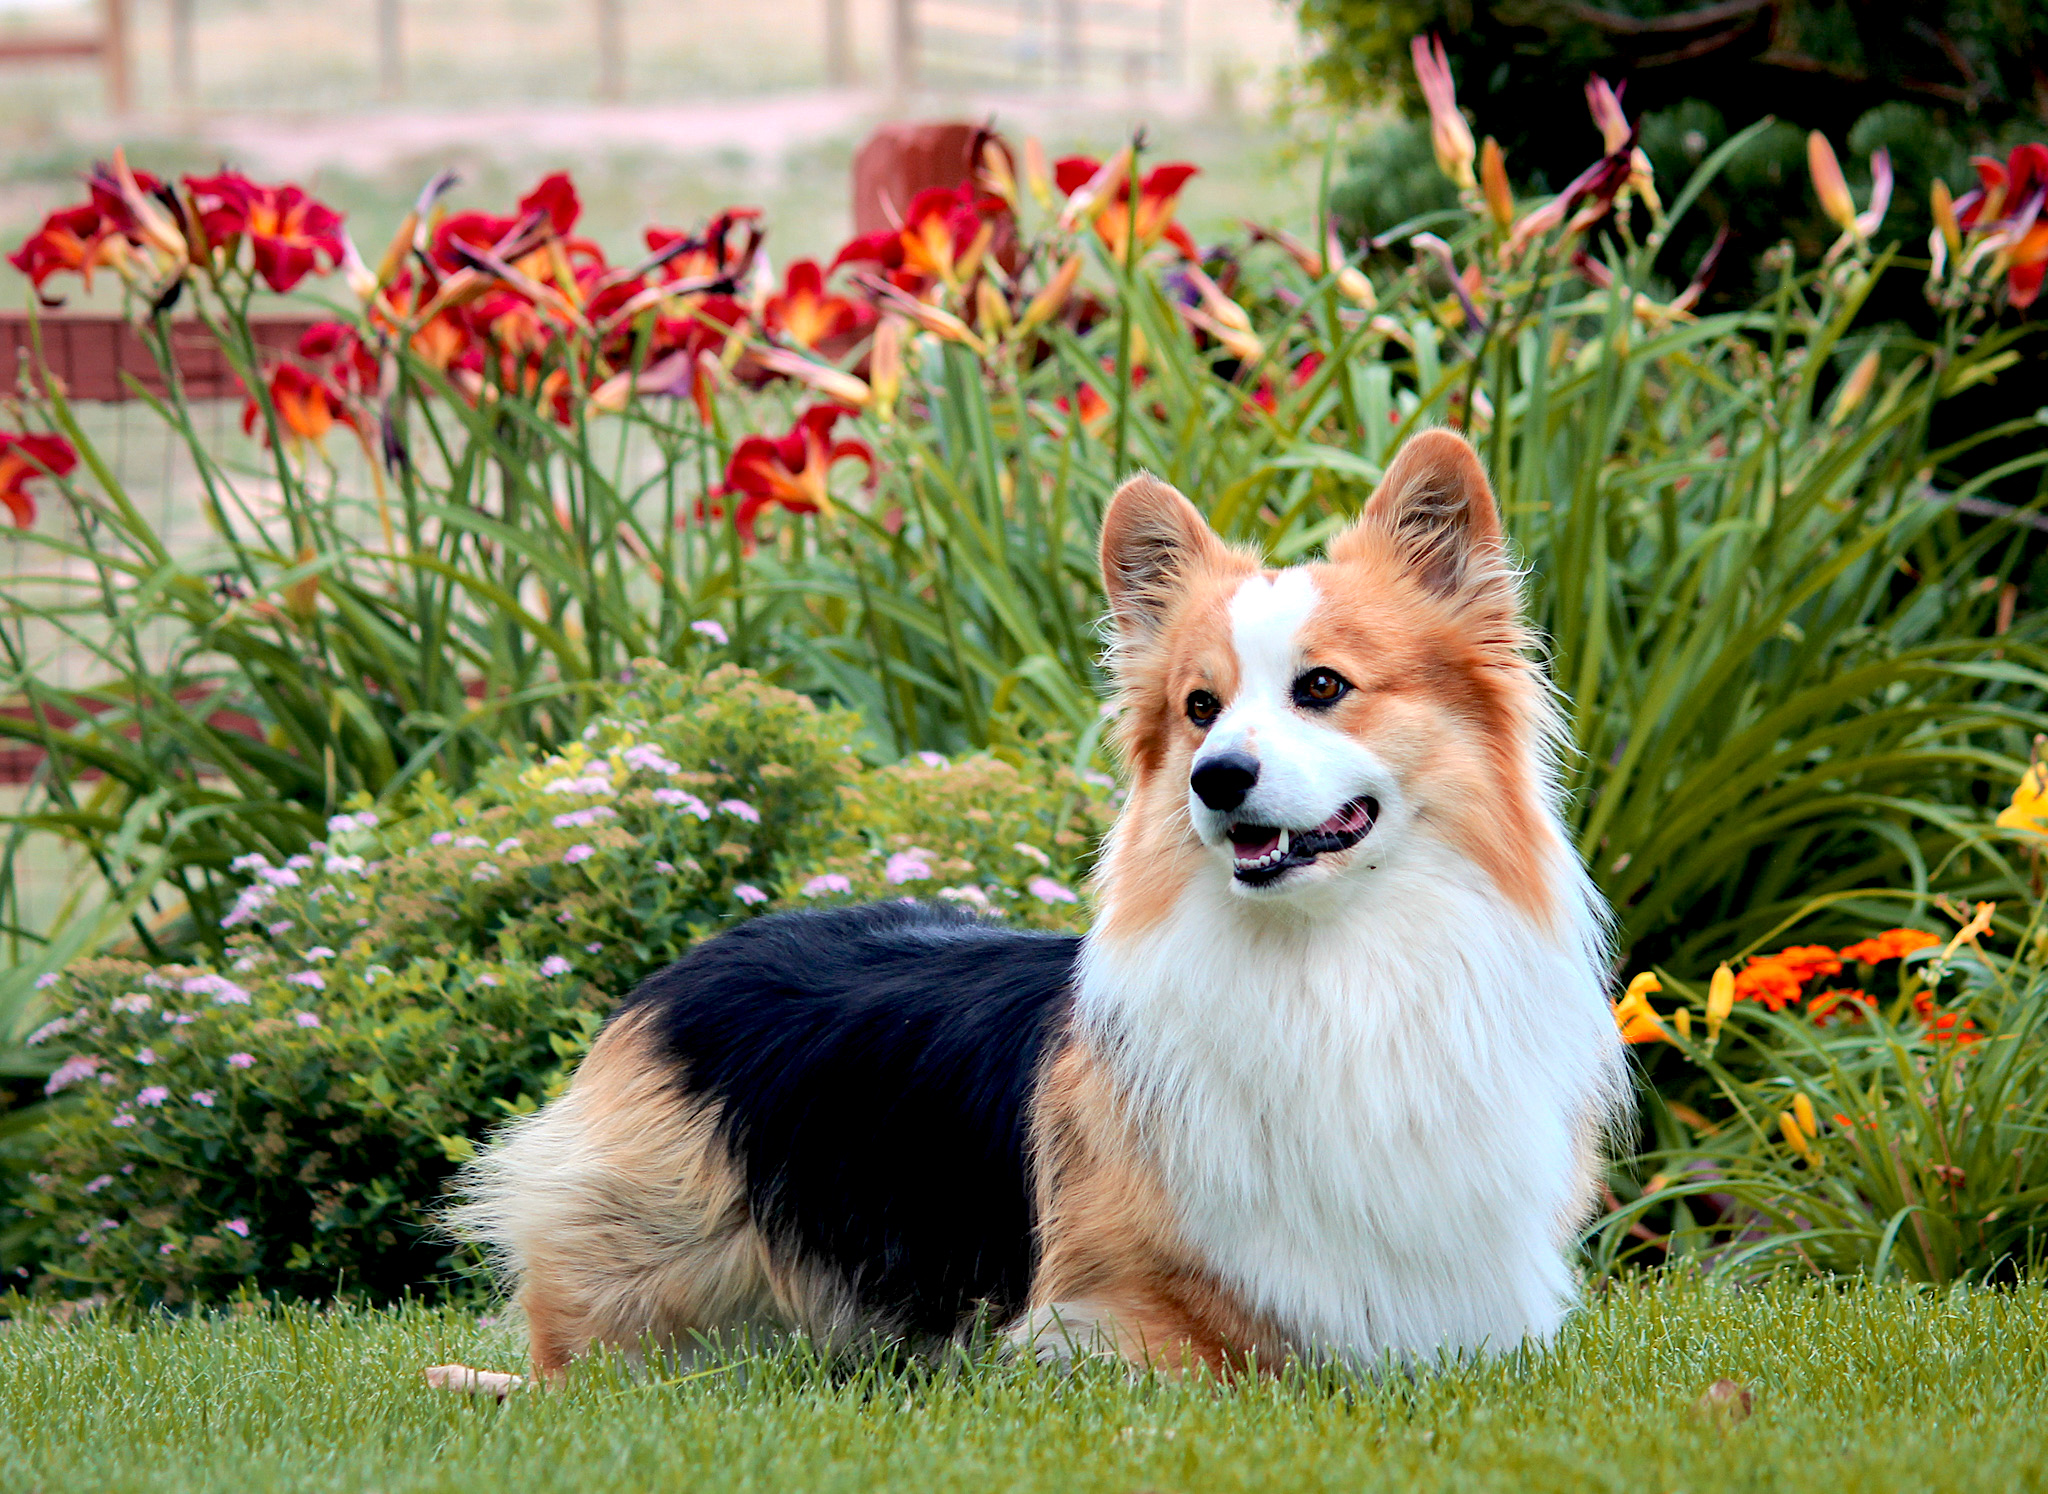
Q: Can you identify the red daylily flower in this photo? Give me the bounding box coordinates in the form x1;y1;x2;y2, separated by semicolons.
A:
242;363;356;448
0;431;77;527
1247;352;1326;416
9;204;123;297
831;184;1000;293
707;404;874;550
646;208;763;290
1954;143;2048;308
298;321;381;395
1054;156;1199;261
185;171;346;293
763;259;873;349
8;163;171;299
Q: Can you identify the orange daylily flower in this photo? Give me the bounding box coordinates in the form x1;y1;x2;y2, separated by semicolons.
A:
1054;156;1199;262
762;259;873;350
831;184;1000;295
242;363;356;449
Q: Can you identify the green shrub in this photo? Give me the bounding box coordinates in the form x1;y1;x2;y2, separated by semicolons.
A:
11;663;1110;1304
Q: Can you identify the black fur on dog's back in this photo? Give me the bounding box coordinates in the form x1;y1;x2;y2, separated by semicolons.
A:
618;900;1079;1337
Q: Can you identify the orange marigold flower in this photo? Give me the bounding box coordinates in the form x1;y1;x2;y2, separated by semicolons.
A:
1772;945;1842;983
1807;989;1873;1026
1838;928;1940;964
1730;957;1804;1012
1912;990;1983;1046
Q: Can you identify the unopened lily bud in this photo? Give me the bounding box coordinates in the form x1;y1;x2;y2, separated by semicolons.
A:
1325;227;1377;308
1411;35;1476;191
284;546;320;620
1931;178;1961;254
1023;137;1054;210
1672;1006;1692;1039
976;278;1013;339
868;316;905;417
1808;132;1858;235
979;140;1019;210
1778;1109;1815;1161
753;347;872;407
1706;963;1734;1040
1828;349;1880;427
1793;1093;1817;1139
1018;253;1084;334
1481;138;1514;231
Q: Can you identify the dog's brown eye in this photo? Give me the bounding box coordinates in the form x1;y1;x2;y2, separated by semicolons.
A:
1186;690;1221;727
1294;668;1351;708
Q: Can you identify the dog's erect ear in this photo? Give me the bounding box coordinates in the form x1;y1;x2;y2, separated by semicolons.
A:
1334;428;1504;597
1100;474;1224;641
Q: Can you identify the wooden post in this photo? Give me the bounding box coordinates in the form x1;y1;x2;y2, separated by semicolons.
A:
377;0;402;99
101;0;130;113
824;0;851;86
890;0;915;96
169;0;194;105
596;0;624;102
1053;0;1078;91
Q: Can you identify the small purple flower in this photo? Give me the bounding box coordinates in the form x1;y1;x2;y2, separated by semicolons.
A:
734;884;768;905
471;863;499;882
653;860;676;874
159;1241;174;1254
916;751;946;768
137;1085;169;1107
430;831;454;846
304;946;335;961
112;993;154;1015
622;744;682;775
286;971;326;991
45;1055;100;1094
563;844;595;865
1027;876;1078;904
477;973;503;988
585;942;602;954
652;789;711;819
718;799;761;824
227;1053;255;1070
164;1013;196;1027
258;866;301;887
84;1174;112;1194
802;873;852;897
552;806;617;829
134;1047;157;1066
25;1015;72;1046
293;1012;322;1028
191;1090;216;1107
110;1113;134;1128
33;971;60;990
183;973;252;1006
539;955;572;978
224;1219;250;1238
885;852;932;884
691;618;729;646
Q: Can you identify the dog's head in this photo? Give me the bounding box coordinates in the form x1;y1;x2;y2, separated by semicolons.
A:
1097;428;1565;930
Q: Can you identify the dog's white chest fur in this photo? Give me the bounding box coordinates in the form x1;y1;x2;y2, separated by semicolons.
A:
1076;845;1620;1364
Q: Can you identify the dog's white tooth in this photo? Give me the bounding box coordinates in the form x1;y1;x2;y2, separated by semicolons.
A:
1277;829;1290;857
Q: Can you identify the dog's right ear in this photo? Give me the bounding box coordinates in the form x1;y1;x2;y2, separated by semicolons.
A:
1100;474;1223;642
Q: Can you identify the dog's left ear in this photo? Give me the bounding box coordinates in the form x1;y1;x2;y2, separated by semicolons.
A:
1332;428;1505;598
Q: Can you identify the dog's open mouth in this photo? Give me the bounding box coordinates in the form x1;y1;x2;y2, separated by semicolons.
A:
1228;797;1379;885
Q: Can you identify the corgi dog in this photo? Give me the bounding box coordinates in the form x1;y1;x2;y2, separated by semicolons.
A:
451;428;1626;1378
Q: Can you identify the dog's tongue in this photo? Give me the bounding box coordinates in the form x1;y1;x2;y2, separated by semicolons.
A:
1229;825;1281;859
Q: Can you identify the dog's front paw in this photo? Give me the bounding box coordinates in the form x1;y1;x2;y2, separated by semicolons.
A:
1001;1303;1117;1367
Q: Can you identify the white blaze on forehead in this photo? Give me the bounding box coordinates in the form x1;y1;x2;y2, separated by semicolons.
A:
1228;569;1318;703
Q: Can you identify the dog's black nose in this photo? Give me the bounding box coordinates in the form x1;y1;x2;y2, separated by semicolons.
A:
1190;752;1259;812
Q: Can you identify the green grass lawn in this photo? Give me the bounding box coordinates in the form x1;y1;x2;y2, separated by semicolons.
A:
3;1277;2045;1492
